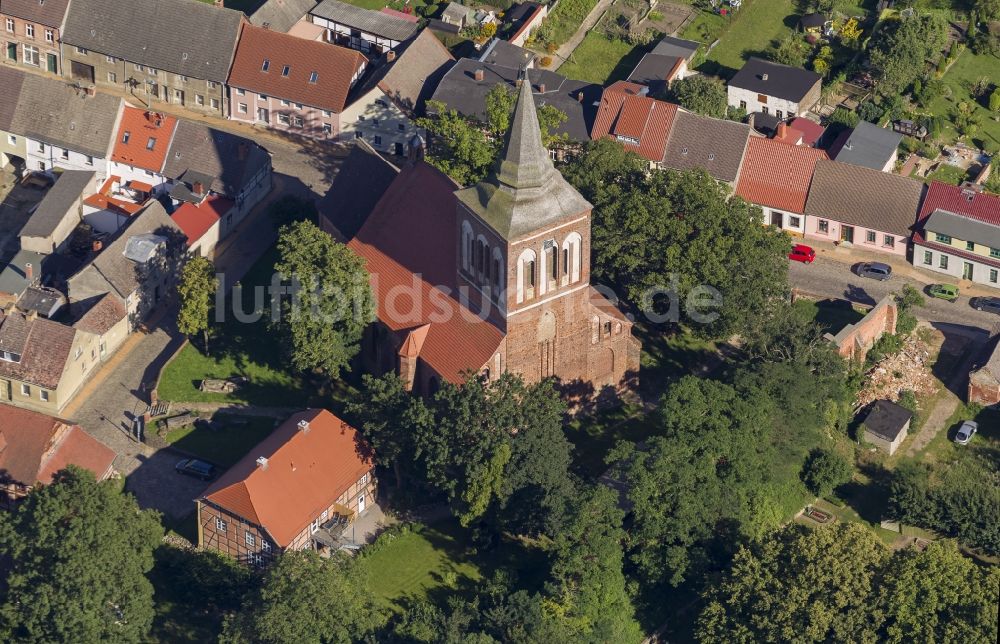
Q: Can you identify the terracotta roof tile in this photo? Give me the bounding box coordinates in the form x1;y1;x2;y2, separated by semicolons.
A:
0;309;77;389
0;407;115;487
111;107;178;174
736;136;827;213
590;81;677;163
788;117;825;146
171;195;233;247
917;181;1000;226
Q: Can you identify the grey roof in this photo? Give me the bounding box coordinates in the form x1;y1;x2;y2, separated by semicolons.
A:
662;110;753;183
479;39;533;69
863;399;912;441
455;77;592;240
804;159;924;237
163;121;271;197
17;286;66;319
0;67;27;132
61;0;244;83
442;2;472;22
0;0;72;27
431;58;601;141
729;57;821;103
651;36;700;61
310;0;418;40
0;249;46;297
800;12;826;28
832;121;903;171
318;141;399;239
19;170;95;239
924;209;1000;250
10;74;122;158
249;0;318;32
627;53;681;95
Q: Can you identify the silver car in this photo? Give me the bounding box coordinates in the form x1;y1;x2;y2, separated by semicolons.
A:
954;420;978;445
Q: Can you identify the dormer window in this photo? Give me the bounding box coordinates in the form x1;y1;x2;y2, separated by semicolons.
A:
146;137;156;150
1;351;21;363
122;131;130;144
309;71;318;83
281;65;290;77
261;59;270;72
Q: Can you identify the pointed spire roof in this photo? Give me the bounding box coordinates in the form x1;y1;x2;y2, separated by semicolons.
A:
455;75;591;240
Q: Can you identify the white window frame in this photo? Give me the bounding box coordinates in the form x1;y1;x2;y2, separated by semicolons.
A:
45;29;53;43
5;18;13;32
39;389;49;402
245;531;255;547
25;24;34;38
108;71;117;83
23;44;39;66
216;518;227;533
238;102;248;114
21;383;30;396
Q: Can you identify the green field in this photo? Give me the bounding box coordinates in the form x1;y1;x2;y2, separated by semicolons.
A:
928;48;1000;149
693;0;798;78
558;32;651;84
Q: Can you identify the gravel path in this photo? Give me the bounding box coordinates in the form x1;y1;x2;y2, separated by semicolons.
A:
553;0;616;68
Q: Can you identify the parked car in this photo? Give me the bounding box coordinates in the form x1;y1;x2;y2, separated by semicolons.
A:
175;458;216;480
954;420;978;445
927;283;959;302
788;244;816;263
857;262;892;281
971;296;1000;315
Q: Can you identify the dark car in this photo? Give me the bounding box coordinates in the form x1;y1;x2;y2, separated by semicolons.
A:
857;262;892;281
971;296;1000;315
175;458;216;481
788;244;816;263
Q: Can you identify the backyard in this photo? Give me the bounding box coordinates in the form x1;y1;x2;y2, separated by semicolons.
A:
685;0;798;78
926;47;1000;150
558;31;653;84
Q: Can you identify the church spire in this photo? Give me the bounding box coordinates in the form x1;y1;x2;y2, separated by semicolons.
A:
496;72;557;191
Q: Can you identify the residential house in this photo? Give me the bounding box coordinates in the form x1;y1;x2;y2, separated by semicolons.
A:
830;120;902;172
431;59;602;143
309;0;418;54
339;29;454;154
318;140;399;240
590;81;678;168
505;2;546;48
71;291;128;361
16;285;65;319
0;0;71;75
661;109;754;185
911;182;1000;288
0;406;116;508
774;117;825;148
479;39;533;69
347;79;640;396
736;135;827;235
861;399;912;455
9;71;124;177
248;0;317;32
162;120;273;240
60;0;244;117
626;35;700;96
727;57;822;120
441;2;473;28
197;409;377;565
67;200;185;329
18;170;96;254
170;195;233;257
799;12;826;33
109;106;179;193
0;304;102;413
228;24;366;139
0;66;26;169
803;159;924;256
82;175;155;234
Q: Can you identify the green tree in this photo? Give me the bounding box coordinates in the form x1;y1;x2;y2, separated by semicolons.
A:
273;220;374;377
977;0;1000;22
668;74;728;118
800;447;853;497
221;551;387;643
0;467;162;643
990;88;1000;112
827;106;860;130
869;15;948;97
769;35;810;67
176;254;218;352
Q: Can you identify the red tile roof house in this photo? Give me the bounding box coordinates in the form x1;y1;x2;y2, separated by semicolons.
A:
911;182;1000;289
108;106;179;196
736;136;828;236
0;406;116;508
227;24;367;140
196;409;376;566
590;81;678;169
802;159;925;257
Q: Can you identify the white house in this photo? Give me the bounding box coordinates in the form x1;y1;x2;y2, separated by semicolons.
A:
727;57;821;120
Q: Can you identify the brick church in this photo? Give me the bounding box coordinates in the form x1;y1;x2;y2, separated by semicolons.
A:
320;77;640;397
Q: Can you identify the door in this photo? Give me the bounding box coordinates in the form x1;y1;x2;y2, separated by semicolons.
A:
46;53;57;73
770;211;783;227
70;60;94;83
357;494;366;513
257;107;269;123
963;262;974;280
841;225;854;243
6;43;16;61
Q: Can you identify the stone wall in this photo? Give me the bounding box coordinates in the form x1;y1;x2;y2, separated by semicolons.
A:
824;295;898;362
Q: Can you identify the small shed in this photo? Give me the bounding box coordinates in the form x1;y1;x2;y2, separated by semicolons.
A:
799;13;826;33
862;400;912;455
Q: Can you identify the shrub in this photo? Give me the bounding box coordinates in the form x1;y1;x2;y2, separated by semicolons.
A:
800;448;853;498
867;333;905;364
897;390;919;428
540;56;553;67
990;89;1000;113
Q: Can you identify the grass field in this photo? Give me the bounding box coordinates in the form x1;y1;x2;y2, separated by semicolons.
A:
557;33;650;85
543;0;600;47
928;48;1000;149
686;0;798;78
163;415;279;468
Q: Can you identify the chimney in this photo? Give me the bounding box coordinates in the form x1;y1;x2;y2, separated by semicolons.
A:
25;310;37;322
576;91;584;103
776;122;787;140
297;419;310;433
192;180;204;196
474;68;484;82
256;456;269;469
85;84;96;97
761;73;768;81
25;263;33;283
386;50;396;62
537;83;546;93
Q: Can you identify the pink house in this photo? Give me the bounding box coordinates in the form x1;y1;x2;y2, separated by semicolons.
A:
803;159;925;257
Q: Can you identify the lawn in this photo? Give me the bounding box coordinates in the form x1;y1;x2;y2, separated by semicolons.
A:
909;402;1000;467
163;415;279;468
689;0;799;78
542;0;600;47
922;163;972;186
928;47;1000;149
557;32;651;85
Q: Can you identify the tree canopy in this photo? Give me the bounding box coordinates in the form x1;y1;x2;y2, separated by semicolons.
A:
868;14;947;97
176;254;218;352
667;75;728;118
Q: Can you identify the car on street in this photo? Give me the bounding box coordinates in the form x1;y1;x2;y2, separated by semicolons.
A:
927;283;960;302
856;262;892;281
971;297;1000;315
175;458;216;481
954;420;978;445
789;244;816;263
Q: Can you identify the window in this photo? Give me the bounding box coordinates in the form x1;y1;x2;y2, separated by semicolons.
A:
146;137;156;150
292;115;303;127
935;233;952;244
7;134;14;145
923;250;932;265
122;131;131;144
85;155;93;166
358;114;365;121
939;255;949;270
788;215;801;228
991;269;998;284
23;44;39;66
75;347;82;359
967;241;975;252
134;63;142;71
195;94;204;106
261;540;271;552
528;260;536;287
39;390;49;402
245;531;256;547
38;142;45;152
60;148;69;160
208;81;217;89
279;99;289;106
281;64;290;77
761;106;769;115
373;135;382;146
360;473;368;486
278;113;290;125
216;518;227;533
372;119;380;127
146;66;156;74
865;230;876;244
355;131;363;139
739;99;746;110
398;123;405;132
238;102;248;113
105;54;116;63
294;103;302;109
25;24;34;38
883;235;895;248
261;58;270;72
38;161;45;170
5;18;13;32
250;553;264;566
107;71;117;83
236;87;245;96
177;74;187;83
45;29;54;43
321;109;331;117
309;71;318;83
775;109;783;119
21;384;30;396
76;46;88;54
210;98;219;109
259;94;268;100
818;219;829;234
323;123;332;135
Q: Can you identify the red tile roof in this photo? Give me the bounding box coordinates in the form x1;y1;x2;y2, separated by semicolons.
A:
0;407;115;488
917;181;1000;226
111;106;178;173
200;409;373;548
348;162;504;383
736;136;828;213
788;117;825;147
83;176;147;217
228;25;367;112
170;195;233;246
590;81;678;163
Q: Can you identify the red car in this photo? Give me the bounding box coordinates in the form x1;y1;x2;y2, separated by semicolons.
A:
789;244;816;263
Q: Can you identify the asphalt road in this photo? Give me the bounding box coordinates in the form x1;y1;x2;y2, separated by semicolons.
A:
788;256;1000;333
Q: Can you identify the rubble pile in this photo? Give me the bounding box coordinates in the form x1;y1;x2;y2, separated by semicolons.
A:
856;334;938;409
